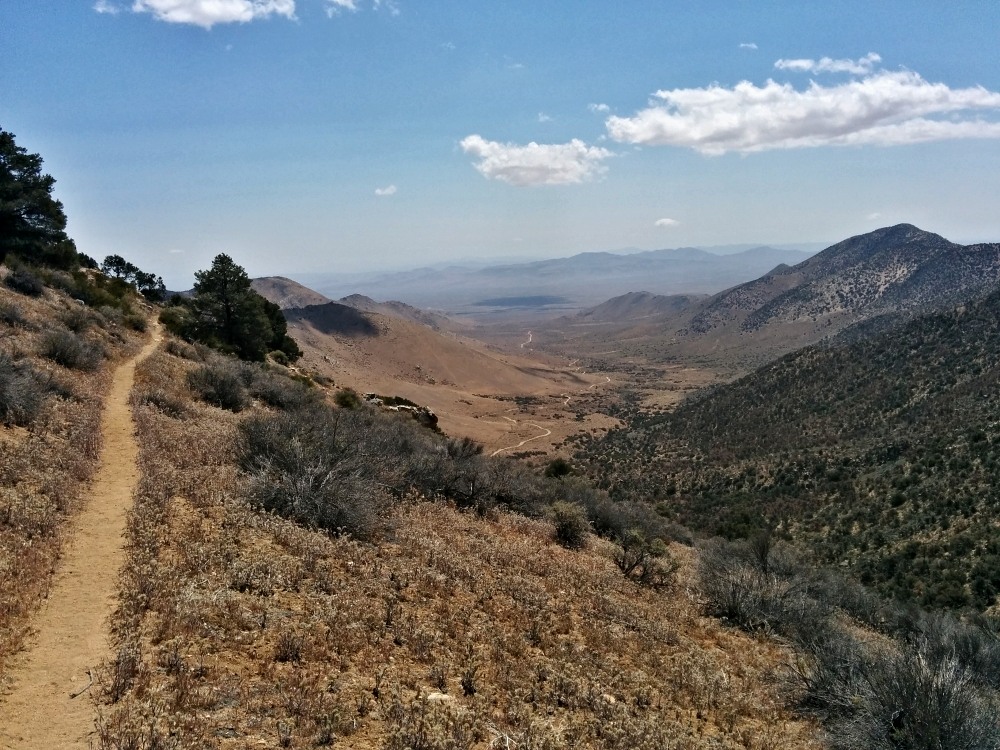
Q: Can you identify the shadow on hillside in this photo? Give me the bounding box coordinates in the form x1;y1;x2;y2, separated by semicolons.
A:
286;303;381;338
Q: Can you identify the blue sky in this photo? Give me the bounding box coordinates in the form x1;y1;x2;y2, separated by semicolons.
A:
3;1;1000;288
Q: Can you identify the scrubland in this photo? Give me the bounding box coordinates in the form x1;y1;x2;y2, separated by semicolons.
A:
94;341;822;749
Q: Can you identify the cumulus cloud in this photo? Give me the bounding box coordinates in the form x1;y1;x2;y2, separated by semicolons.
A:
459;135;612;187
589;103;611;114
739;42;758;50
131;0;295;28
94;0;121;14
775;52;881;75
605;70;1000;155
374;184;397;196
538;112;553;123
655;218;679;228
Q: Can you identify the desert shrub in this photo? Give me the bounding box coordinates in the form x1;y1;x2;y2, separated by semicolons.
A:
59;305;96;332
248;370;318;411
334;387;361;409
0;353;51;426
186;361;250;412
0;302;30;328
549;501;590;550
5;268;44;297
158;304;194;338
135;389;188;419
239;407;393;541
269;349;290;366
163;339;200;360
544;457;573;478
39;329;103;371
122;312;147;332
614;529;678;589
826;647;1000;750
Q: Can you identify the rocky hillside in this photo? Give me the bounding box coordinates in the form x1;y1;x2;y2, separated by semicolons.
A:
576;281;1000;612
689;224;1000;337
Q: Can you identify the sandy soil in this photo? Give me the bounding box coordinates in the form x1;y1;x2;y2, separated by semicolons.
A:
0;321;161;750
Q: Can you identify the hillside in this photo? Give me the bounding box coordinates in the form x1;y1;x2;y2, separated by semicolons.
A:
251;276;332;310
282;301;617;453
338;293;466;331
79;338;827;750
575;282;1000;611
577;291;707;323
6;261;1000;749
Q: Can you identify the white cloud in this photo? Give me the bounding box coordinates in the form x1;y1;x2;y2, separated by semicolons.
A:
374;184;397;196
739;42;758;50
372;0;400;15
605;70;1000;155
867;212;882;220
774;52;881;75
655;218;679;228
94;0;121;14
325;0;356;14
459;135;612;187
538;112;553;123
589;103;611;114
131;0;295;28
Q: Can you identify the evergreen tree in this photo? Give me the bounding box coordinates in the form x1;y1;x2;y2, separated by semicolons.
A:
0;127;77;268
191;254;300;362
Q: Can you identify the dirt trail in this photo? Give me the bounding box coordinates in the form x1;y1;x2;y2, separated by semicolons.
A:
0;321;161;750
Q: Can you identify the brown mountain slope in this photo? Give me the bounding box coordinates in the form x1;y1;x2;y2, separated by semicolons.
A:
251;276;331;310
338;293;468;332
285;302;616;453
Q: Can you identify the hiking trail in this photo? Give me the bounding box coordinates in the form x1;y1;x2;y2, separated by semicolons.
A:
0;320;161;749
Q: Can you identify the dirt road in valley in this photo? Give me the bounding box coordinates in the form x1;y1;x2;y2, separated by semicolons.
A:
0;321;161;749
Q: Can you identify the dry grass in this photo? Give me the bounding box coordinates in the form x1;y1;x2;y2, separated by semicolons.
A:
97;342;824;748
0;282;144;674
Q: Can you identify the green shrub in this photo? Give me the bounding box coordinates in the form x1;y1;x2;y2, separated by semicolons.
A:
334;387;362;409
549;501;590;549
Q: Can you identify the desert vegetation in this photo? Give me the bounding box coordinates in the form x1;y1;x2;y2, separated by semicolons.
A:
93;338;823;748
698;535;1000;748
576;285;1000;611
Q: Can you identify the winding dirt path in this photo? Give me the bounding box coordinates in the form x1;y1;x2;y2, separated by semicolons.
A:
0;321;161;749
490;421;552;457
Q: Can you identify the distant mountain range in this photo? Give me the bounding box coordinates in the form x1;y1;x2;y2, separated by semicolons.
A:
294;245;818;314
562;225;1000;367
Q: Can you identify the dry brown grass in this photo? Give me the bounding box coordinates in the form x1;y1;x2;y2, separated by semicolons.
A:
0;283;145;674
96;341;824;749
